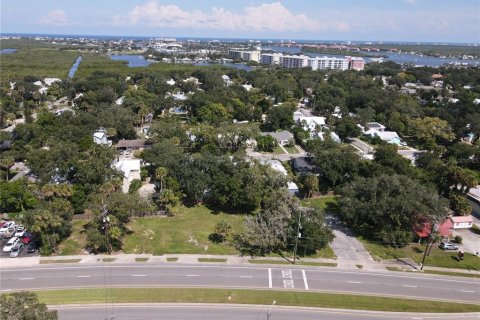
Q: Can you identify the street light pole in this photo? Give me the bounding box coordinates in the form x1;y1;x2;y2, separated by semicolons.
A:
266;300;276;320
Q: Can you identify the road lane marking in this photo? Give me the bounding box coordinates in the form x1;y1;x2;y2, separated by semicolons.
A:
461;290;475;293
19;277;34;280
185;274;200;277
302;270;309;290
347;281;362;284
403;285;418;288
76;275;91;278
131;275;146;277
239;275;253;278
268;268;272;288
282;269;294;289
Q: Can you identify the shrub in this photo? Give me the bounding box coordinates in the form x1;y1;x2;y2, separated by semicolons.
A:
128;179;142;194
453;235;463;244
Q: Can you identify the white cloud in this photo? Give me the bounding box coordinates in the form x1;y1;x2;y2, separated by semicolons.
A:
117;1;349;32
405;0;417;4
39;9;69;26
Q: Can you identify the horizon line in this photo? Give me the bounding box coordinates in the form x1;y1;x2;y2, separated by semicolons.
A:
1;32;479;46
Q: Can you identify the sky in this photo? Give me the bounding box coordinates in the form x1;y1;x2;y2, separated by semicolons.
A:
1;0;479;43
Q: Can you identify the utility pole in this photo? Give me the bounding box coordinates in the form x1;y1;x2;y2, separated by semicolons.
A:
100;201;111;253
293;210;302;264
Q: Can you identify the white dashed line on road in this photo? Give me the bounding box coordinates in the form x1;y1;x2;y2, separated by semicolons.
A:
239;275;253;278
461;290;475;293
76;275;91;278
185;274;200;277
19;277;35;280
347;281;362;284
302;270;309;290
403;285;418;288
131;275;147;277
268;268;272;288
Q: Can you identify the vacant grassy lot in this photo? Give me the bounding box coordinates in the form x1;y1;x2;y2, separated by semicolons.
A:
360;237;480;271
58;220;88;256
35;288;480;313
301;196;338;211
122;205;245;255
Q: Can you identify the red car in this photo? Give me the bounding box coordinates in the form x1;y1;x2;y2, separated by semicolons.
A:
21;237;32;245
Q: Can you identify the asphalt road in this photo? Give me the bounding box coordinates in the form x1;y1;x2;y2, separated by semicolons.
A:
2;264;479;303
52;304;480;320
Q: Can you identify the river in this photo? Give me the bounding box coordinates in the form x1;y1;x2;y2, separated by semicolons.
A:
68;56;82;78
109;54;151;67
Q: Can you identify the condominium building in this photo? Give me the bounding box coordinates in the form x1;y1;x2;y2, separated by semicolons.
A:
228;50;261;62
260;53;282;65
308;56;349;71
260;52;364;71
347;56;365;71
279;55;309;69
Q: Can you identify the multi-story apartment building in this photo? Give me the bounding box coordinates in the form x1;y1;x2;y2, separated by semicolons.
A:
260;52;364;71
279;55;309;69
228;50;261;62
347;56;365;71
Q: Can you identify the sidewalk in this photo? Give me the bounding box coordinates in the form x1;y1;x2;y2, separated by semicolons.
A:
2;253;479;276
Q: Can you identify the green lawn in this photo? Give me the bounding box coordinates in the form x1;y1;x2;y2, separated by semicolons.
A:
122;205;245;255
58;220;88;256
34;288;480;313
284;146;298;154
249;260;337;267
301;196;338;211
359;237;480;271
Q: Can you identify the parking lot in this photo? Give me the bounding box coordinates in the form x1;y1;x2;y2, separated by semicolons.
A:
0;237;39;259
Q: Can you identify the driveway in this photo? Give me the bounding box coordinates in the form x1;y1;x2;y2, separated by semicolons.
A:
452;220;480;255
326;215;376;269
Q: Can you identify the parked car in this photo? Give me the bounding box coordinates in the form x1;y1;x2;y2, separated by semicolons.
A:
21;236;32;245
4;226;17;238
22;231;33;239
439;242;458;250
3;237;20;252
26;241;39;253
0;221;15;235
15;225;26;237
9;243;24;258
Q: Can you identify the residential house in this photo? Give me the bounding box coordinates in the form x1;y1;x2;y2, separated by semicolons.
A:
221;75;233;86
291;157;319;175
261;130;294;146
166;79;176;86
114;159;141;193
413;218;453;240
144;112;154;123
93;128;112;147
365;129;404;146
366;122;386;132
115;139;151;151
262;159;288;176
450;216;474;229
287;182;299;195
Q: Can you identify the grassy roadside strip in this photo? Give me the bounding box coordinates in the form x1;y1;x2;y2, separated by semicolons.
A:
39;259;81;264
248;260;337;267
386;266;480;278
34;288;480;313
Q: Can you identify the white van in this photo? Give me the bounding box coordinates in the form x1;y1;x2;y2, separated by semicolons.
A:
3;237;19;252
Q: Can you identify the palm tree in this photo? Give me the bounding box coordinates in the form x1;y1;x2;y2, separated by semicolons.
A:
0;156;15;181
155;167;168;192
303;174;319;198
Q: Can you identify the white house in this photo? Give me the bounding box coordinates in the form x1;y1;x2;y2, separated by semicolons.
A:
93;128;112;147
114;159;141;193
261;131;294;146
115;96;125;105
183;77;201;85
242;84;253;91
365;129;403;145
450;215;474;229
287;182;299;195
262;159;288;176
221;75;233;86
166;79;176;86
